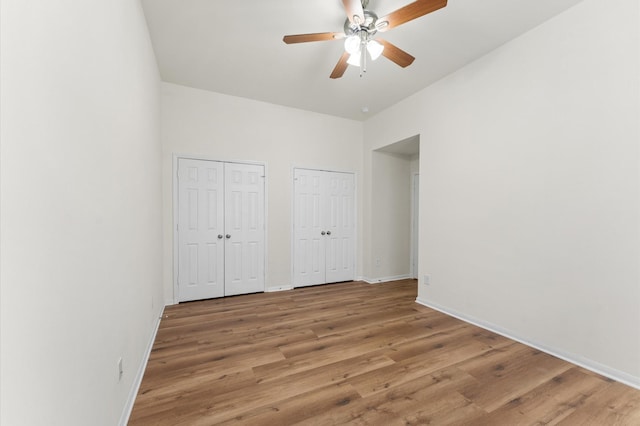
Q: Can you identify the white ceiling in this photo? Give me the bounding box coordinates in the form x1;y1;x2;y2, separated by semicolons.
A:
141;0;584;121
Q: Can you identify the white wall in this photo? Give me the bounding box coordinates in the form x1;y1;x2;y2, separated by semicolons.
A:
365;0;640;385
0;1;163;425
161;83;363;300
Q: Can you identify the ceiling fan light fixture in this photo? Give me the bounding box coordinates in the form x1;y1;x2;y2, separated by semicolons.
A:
344;35;361;55
366;40;384;60
347;53;361;67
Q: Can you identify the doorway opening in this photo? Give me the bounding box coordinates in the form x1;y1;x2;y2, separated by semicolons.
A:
371;135;420;282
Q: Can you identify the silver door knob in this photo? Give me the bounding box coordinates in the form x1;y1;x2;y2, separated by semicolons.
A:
321;231;326;235
217;234;223;239
326;231;332;236
226;234;231;239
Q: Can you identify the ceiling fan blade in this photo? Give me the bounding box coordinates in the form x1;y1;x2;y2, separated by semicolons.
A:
377;0;447;32
283;32;344;44
342;0;365;25
377;39;415;68
330;52;350;79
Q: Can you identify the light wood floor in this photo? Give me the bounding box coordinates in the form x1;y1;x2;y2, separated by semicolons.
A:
129;279;640;425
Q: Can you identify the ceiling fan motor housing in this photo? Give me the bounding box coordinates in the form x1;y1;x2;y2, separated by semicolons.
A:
344;9;379;40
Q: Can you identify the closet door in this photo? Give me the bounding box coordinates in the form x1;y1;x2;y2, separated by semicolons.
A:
293;169;355;288
224;163;265;296
325;172;355;283
177;158;225;301
293;168;326;287
177;159;265;302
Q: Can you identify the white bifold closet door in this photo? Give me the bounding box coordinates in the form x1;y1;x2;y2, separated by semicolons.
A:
293;168;355;287
177;158;264;302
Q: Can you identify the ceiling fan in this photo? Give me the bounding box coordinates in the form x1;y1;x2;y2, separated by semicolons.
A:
283;0;448;79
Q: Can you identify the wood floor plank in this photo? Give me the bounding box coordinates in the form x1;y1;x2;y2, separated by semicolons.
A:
290;366;480;425
255;352;397;387
557;381;640;425
129;279;640;425
135;368;256;410
384;323;483;362
278;319;418;359
458;345;574;412
143;345;284;380
347;327;508;398
473;366;611;424
252;323;409;383
217;382;362;426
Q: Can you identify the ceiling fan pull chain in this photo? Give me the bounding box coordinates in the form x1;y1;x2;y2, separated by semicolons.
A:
358;31;366;77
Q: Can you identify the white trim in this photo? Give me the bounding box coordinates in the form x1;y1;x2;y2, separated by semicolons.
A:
410;172;419;279
361;274;412;284
263;163;269;292
172;155;179;304
172;154;268;303
118;306;165;426
173;152;267;167
265;285;294;293
415;298;640;391
290;164;358;175
289;166;296;290
290;166;359;289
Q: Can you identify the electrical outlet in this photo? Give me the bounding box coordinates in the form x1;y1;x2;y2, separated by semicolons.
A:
375;258;381;268
118;357;123;381
423;274;430;286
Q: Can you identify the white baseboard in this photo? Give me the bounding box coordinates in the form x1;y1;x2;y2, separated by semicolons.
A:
265;285;294;292
415;297;640;390
361;274;412;284
119;306;165;426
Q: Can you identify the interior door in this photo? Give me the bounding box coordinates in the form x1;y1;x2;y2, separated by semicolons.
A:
293;168;355;287
224;163;265;296
325;172;355;283
293;168;326;287
177;158;225;301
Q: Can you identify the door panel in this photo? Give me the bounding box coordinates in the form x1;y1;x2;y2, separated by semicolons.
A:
178;159;224;301
325;172;355;283
293;169;326;287
224;163;265;296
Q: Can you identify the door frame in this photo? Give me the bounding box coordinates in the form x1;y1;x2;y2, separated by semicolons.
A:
410;172;419;279
290;166;358;288
172;154;268;304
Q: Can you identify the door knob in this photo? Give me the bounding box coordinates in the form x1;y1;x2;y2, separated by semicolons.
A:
217;234;223;239
326;231;332;236
321;231;326;235
226;234;231;239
